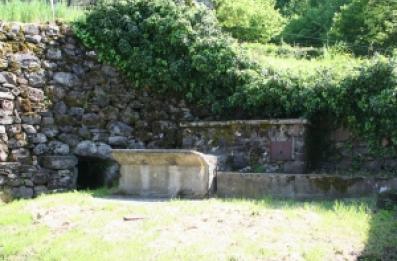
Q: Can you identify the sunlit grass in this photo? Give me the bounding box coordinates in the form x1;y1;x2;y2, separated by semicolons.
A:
0;0;85;23
242;42;365;81
1;191;395;260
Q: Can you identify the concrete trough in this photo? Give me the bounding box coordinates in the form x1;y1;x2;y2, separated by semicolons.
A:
217;172;397;199
112;149;217;198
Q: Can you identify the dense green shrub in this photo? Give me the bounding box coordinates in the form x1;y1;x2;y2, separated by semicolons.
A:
330;0;397;54
276;0;317;16
280;0;350;46
229;54;397;155
74;0;257;112
341;56;397;153
214;0;285;43
74;0;397;154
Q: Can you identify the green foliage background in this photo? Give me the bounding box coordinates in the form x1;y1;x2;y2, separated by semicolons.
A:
214;0;397;54
74;0;397;157
331;0;397;54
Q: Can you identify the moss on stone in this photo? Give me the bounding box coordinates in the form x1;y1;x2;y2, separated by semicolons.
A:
312;177;361;193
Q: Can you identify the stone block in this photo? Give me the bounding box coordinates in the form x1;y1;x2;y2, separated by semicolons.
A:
33;172;49;185
21;114;41;125
11;186;34;199
22;124;37;134
1;99;14;113
74;140;111;159
25;35;41;44
34;185;48;196
23;24;40;35
0;72;17;85
48;141;70;155
0;116;13;125
39;156;78;170
108;136;128;146
27;71;46;87
33;143;49;155
13;53;40;70
53;72;79;88
27;87;44;102
0;92;15;100
107;121;133;136
31;133;47;144
46;48;62;60
82;113;101;127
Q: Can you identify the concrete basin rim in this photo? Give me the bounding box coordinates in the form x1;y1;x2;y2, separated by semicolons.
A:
111;149;218;165
111;149;215;157
180;118;309;128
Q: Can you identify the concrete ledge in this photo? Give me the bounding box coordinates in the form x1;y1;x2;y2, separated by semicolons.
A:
112;149;217;198
217;172;397;199
180;119;309;128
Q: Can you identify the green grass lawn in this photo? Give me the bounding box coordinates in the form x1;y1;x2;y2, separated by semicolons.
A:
0;0;85;23
1;191;396;260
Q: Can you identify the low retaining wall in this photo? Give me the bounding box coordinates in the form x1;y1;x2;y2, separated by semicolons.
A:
112;149;217;198
317;128;397;173
181;119;308;173
217;172;397;199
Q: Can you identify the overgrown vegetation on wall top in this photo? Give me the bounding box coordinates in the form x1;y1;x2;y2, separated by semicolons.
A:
74;0;397;156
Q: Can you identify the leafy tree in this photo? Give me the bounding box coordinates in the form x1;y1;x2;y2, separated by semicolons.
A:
331;0;397;54
276;0;313;16
214;0;285;43
280;0;350;46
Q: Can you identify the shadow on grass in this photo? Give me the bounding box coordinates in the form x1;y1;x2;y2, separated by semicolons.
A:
217;196;397;260
358;209;397;261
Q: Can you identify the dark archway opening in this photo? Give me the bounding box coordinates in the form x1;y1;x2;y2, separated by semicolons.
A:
77;156;119;190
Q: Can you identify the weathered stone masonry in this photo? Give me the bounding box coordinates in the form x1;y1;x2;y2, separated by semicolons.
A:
181;119;308;173
0;22;194;201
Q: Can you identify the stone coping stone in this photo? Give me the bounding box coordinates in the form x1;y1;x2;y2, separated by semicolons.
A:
112;149;218;166
180;119;309;128
112;149;217;198
217;172;397;200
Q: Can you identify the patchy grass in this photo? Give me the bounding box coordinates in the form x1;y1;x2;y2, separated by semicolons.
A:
242;43;364;81
0;0;85;23
0;191;396;260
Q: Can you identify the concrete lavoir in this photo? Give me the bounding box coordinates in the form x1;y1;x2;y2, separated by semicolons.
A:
111;149;397;200
112;149;217;198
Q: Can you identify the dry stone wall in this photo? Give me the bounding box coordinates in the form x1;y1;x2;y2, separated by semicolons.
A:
0;22;193;201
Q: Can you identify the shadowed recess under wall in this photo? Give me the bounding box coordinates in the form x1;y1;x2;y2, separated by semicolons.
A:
77;156;118;190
